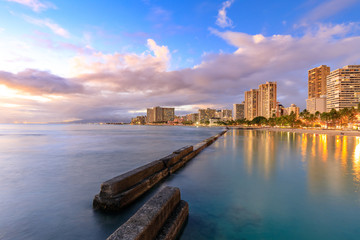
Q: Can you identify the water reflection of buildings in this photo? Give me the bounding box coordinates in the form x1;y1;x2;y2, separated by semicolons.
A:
304;134;360;196
241;130;360;196
243;131;278;179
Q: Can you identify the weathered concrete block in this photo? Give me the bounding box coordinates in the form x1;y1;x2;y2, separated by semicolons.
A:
160;146;193;168
100;160;166;198
193;142;207;154
169;160;186;174
155;200;189;240
93;168;169;211
181;151;197;163
173;146;193;156
93;130;227;212
107;186;181;240
220;130;227;135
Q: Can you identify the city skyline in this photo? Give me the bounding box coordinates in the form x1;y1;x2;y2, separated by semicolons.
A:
1;0;360;123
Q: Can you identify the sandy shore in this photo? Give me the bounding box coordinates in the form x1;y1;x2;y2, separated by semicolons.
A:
252;127;360;137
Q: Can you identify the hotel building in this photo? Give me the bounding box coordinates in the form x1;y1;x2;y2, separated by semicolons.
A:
308;65;330;98
233;102;245;120
259;82;277;119
306;65;330;113
245;82;277;120
285;104;300;117
221;109;232;121
186;113;199;123
245;89;259;120
147;106;175;123
306;96;327;114
198;108;216;123
326;65;360;111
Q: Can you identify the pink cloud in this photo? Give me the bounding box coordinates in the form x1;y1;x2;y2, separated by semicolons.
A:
1;23;360;123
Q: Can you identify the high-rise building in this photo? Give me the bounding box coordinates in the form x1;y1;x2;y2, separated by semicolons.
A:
146;106;175;123
198;108;216;123
306;65;330;113
221;109;232;121
259;82;277;119
245;89;259;120
308;65;330;98
244;82;277;120
163;108;175;122
233;102;245;120
215;110;222;119
186;113;199;123
327;65;360;111
147;108;155;123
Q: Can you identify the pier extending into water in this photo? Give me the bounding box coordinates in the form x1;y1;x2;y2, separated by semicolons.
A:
93;129;227;211
107;186;188;240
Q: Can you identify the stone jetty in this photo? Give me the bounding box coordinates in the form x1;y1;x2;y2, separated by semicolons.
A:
107;186;188;240
93;130;227;211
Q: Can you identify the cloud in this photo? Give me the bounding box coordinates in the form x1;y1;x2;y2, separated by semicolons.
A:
0;69;83;95
6;0;56;12
23;16;70;38
2;23;360;123
300;0;357;26
146;39;171;67
70;38;171;74
216;0;234;28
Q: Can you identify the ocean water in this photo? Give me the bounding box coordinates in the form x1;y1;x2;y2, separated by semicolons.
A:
1;126;360;239
164;130;360;240
0;124;221;240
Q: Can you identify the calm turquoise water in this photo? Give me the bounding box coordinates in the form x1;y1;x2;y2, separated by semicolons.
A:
1;126;360;239
0;124;221;240
164;130;360;240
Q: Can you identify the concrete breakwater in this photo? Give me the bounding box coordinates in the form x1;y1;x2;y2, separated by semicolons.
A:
93;130;227;211
107;186;188;240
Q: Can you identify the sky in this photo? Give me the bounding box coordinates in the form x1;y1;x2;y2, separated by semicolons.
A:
0;0;360;123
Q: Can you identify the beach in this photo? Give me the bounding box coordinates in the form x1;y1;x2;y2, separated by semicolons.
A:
259;127;360;136
228;126;360;137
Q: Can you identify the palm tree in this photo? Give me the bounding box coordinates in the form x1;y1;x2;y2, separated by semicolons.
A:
287;112;297;128
329;108;340;127
299;109;310;119
320;112;330;127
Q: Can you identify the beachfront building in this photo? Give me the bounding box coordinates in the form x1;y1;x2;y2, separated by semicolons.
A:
244;81;277;120
245;89;259;120
306;95;327;114
186;113;199;123
147;106;175;123
209;117;221;126
284;104;300;117
259;82;277;119
306;65;330;113
198;108;216;123
130;116;146;125
215;110;222;119
233;102;245;120
221;109;232;121
271;102;285;117
271;102;286;117
327;65;360;111
308;65;330;98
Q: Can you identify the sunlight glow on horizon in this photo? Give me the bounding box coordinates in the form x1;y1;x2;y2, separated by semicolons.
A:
0;84;62;103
